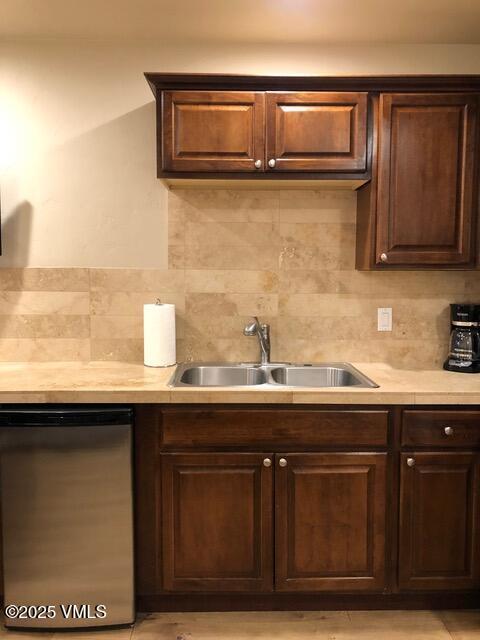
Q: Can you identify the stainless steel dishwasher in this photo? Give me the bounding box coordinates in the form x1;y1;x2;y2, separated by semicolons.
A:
0;406;134;630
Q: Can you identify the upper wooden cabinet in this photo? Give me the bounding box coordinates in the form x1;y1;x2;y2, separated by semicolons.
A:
266;92;367;172
160;89;368;175
357;92;479;269
376;93;478;267
163;91;265;172
146;74;480;270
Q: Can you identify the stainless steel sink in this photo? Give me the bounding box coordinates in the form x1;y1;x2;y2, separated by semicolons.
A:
270;364;377;388
177;365;266;387
170;362;378;388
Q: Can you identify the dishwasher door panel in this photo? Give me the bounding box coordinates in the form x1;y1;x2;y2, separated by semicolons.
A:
0;424;134;629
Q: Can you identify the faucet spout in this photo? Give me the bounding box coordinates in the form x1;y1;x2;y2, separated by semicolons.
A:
243;316;271;365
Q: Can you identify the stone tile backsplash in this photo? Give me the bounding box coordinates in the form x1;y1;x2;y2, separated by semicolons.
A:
0;189;478;368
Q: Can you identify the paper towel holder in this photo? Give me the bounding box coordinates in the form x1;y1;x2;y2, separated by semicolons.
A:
143;300;176;368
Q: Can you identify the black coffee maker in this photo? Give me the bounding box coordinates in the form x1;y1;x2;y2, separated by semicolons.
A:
444;304;480;373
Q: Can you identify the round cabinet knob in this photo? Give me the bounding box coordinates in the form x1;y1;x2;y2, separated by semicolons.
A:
444;426;454;436
380;253;388;263
407;457;415;467
279;457;287;468
268;159;276;168
254;159;262;169
263;458;272;468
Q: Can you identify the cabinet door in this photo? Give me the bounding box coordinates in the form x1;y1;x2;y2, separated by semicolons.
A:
266;92;367;172
275;453;386;591
399;452;480;590
161;453;273;591
162;91;265;172
376;93;478;266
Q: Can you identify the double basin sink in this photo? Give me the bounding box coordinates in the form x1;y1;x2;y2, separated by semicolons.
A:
170;362;378;389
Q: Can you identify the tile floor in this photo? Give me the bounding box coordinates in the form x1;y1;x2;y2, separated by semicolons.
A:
0;610;478;639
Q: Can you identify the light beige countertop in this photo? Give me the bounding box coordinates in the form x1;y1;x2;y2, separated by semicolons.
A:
0;361;478;404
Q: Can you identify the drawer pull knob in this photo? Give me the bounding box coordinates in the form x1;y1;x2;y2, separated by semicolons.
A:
263;458;272;468
268;158;276;168
407;457;415;467
444;426;454;436
254;159;262;169
279;457;288;468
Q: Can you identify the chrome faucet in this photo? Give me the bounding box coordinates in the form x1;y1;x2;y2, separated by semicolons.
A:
244;317;271;365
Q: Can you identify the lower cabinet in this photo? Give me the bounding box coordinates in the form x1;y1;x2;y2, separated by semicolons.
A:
161;451;387;593
161;452;273;592
399;452;480;591
136;406;480;606
275;452;387;591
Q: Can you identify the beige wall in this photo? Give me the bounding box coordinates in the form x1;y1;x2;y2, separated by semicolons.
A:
1;40;480;267
1;189;478;368
0;39;479;366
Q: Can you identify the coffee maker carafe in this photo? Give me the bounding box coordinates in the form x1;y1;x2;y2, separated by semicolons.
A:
444;304;480;373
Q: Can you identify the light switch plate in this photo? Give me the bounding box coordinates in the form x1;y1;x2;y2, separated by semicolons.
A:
377;307;393;332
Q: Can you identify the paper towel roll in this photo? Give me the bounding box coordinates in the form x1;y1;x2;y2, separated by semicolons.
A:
144;302;176;367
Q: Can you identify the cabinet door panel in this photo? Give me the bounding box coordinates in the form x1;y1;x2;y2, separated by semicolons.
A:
162;453;273;592
266;92;367;172
275;453;386;591
376;93;478;266
399;452;480;590
163;91;265;172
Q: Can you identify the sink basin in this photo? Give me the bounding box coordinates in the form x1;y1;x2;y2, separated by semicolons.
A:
178;365;266;387
171;362;378;389
270;365;377;388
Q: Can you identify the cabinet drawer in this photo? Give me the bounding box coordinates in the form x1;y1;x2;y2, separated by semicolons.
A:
160;408;388;449
402;410;480;447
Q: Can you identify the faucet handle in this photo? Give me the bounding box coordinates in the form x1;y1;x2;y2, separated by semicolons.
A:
243;317;258;336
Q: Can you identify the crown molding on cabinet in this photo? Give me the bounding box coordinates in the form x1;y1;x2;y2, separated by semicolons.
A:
145;73;480;95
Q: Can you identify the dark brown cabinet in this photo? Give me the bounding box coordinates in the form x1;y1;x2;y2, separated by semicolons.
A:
265;92;367;172
161;452;273;592
275;453;386;592
399;451;480;591
135;404;480;610
162;91;265;172
160;89;368;176
148;75;480;270
402;410;480;448
160;449;388;594
374;93;478;267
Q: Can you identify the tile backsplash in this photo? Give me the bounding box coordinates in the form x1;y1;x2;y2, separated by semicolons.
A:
0;189;478;368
